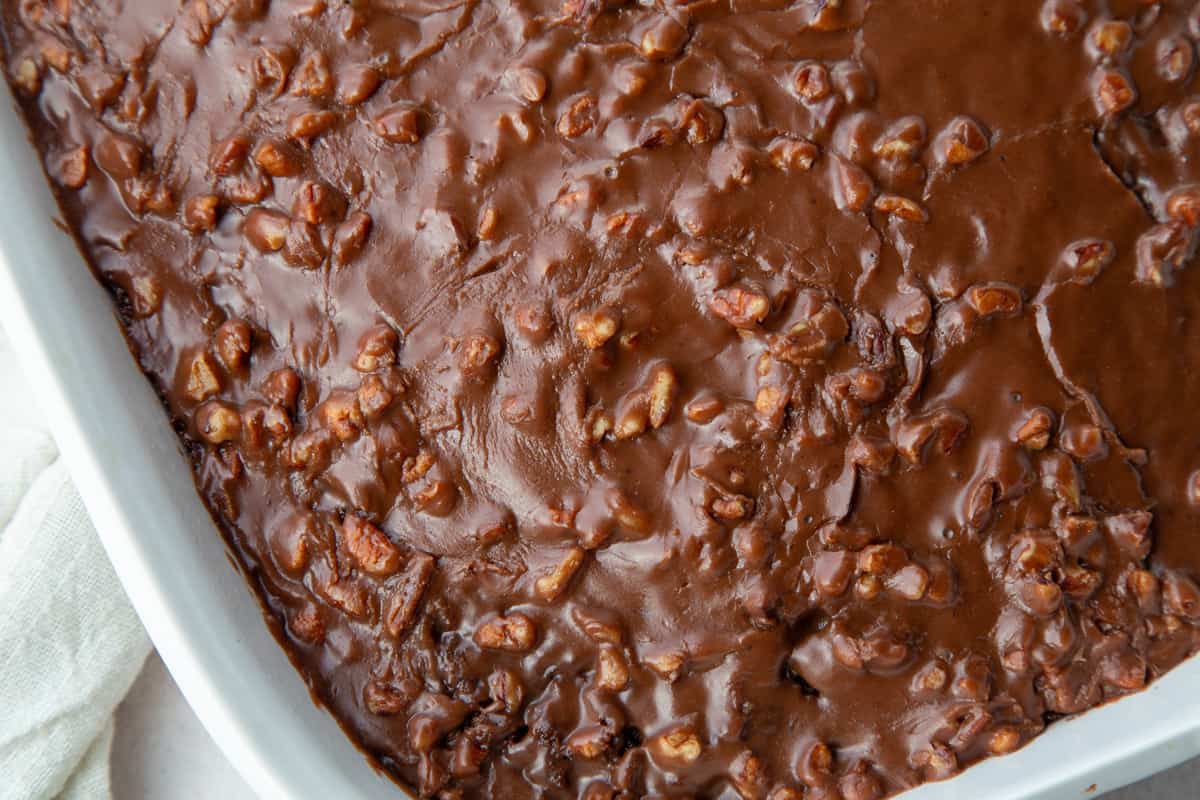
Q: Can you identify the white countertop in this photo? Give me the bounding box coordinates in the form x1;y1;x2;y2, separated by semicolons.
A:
112;655;254;800
109;649;1193;799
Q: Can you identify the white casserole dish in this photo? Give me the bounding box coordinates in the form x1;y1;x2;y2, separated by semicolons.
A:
0;80;1198;800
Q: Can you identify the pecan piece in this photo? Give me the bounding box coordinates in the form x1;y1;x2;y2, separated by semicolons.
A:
474;613;538;652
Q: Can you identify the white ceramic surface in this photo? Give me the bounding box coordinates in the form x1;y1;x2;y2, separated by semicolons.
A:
112;655;258;800
2;78;1199;800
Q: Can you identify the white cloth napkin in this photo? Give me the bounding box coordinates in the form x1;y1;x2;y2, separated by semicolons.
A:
0;329;151;800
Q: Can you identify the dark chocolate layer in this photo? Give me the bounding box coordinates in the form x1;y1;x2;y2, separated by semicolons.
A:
6;0;1200;797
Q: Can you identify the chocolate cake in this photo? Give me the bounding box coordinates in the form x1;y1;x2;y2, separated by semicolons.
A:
5;0;1200;796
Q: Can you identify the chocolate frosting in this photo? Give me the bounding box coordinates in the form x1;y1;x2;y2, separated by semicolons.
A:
7;0;1200;797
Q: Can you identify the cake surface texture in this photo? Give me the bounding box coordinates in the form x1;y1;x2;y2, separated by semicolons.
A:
7;0;1200;796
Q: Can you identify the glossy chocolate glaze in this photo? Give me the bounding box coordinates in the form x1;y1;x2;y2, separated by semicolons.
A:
6;0;1200;797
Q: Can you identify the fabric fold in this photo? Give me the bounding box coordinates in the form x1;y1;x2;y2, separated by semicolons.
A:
0;444;151;800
